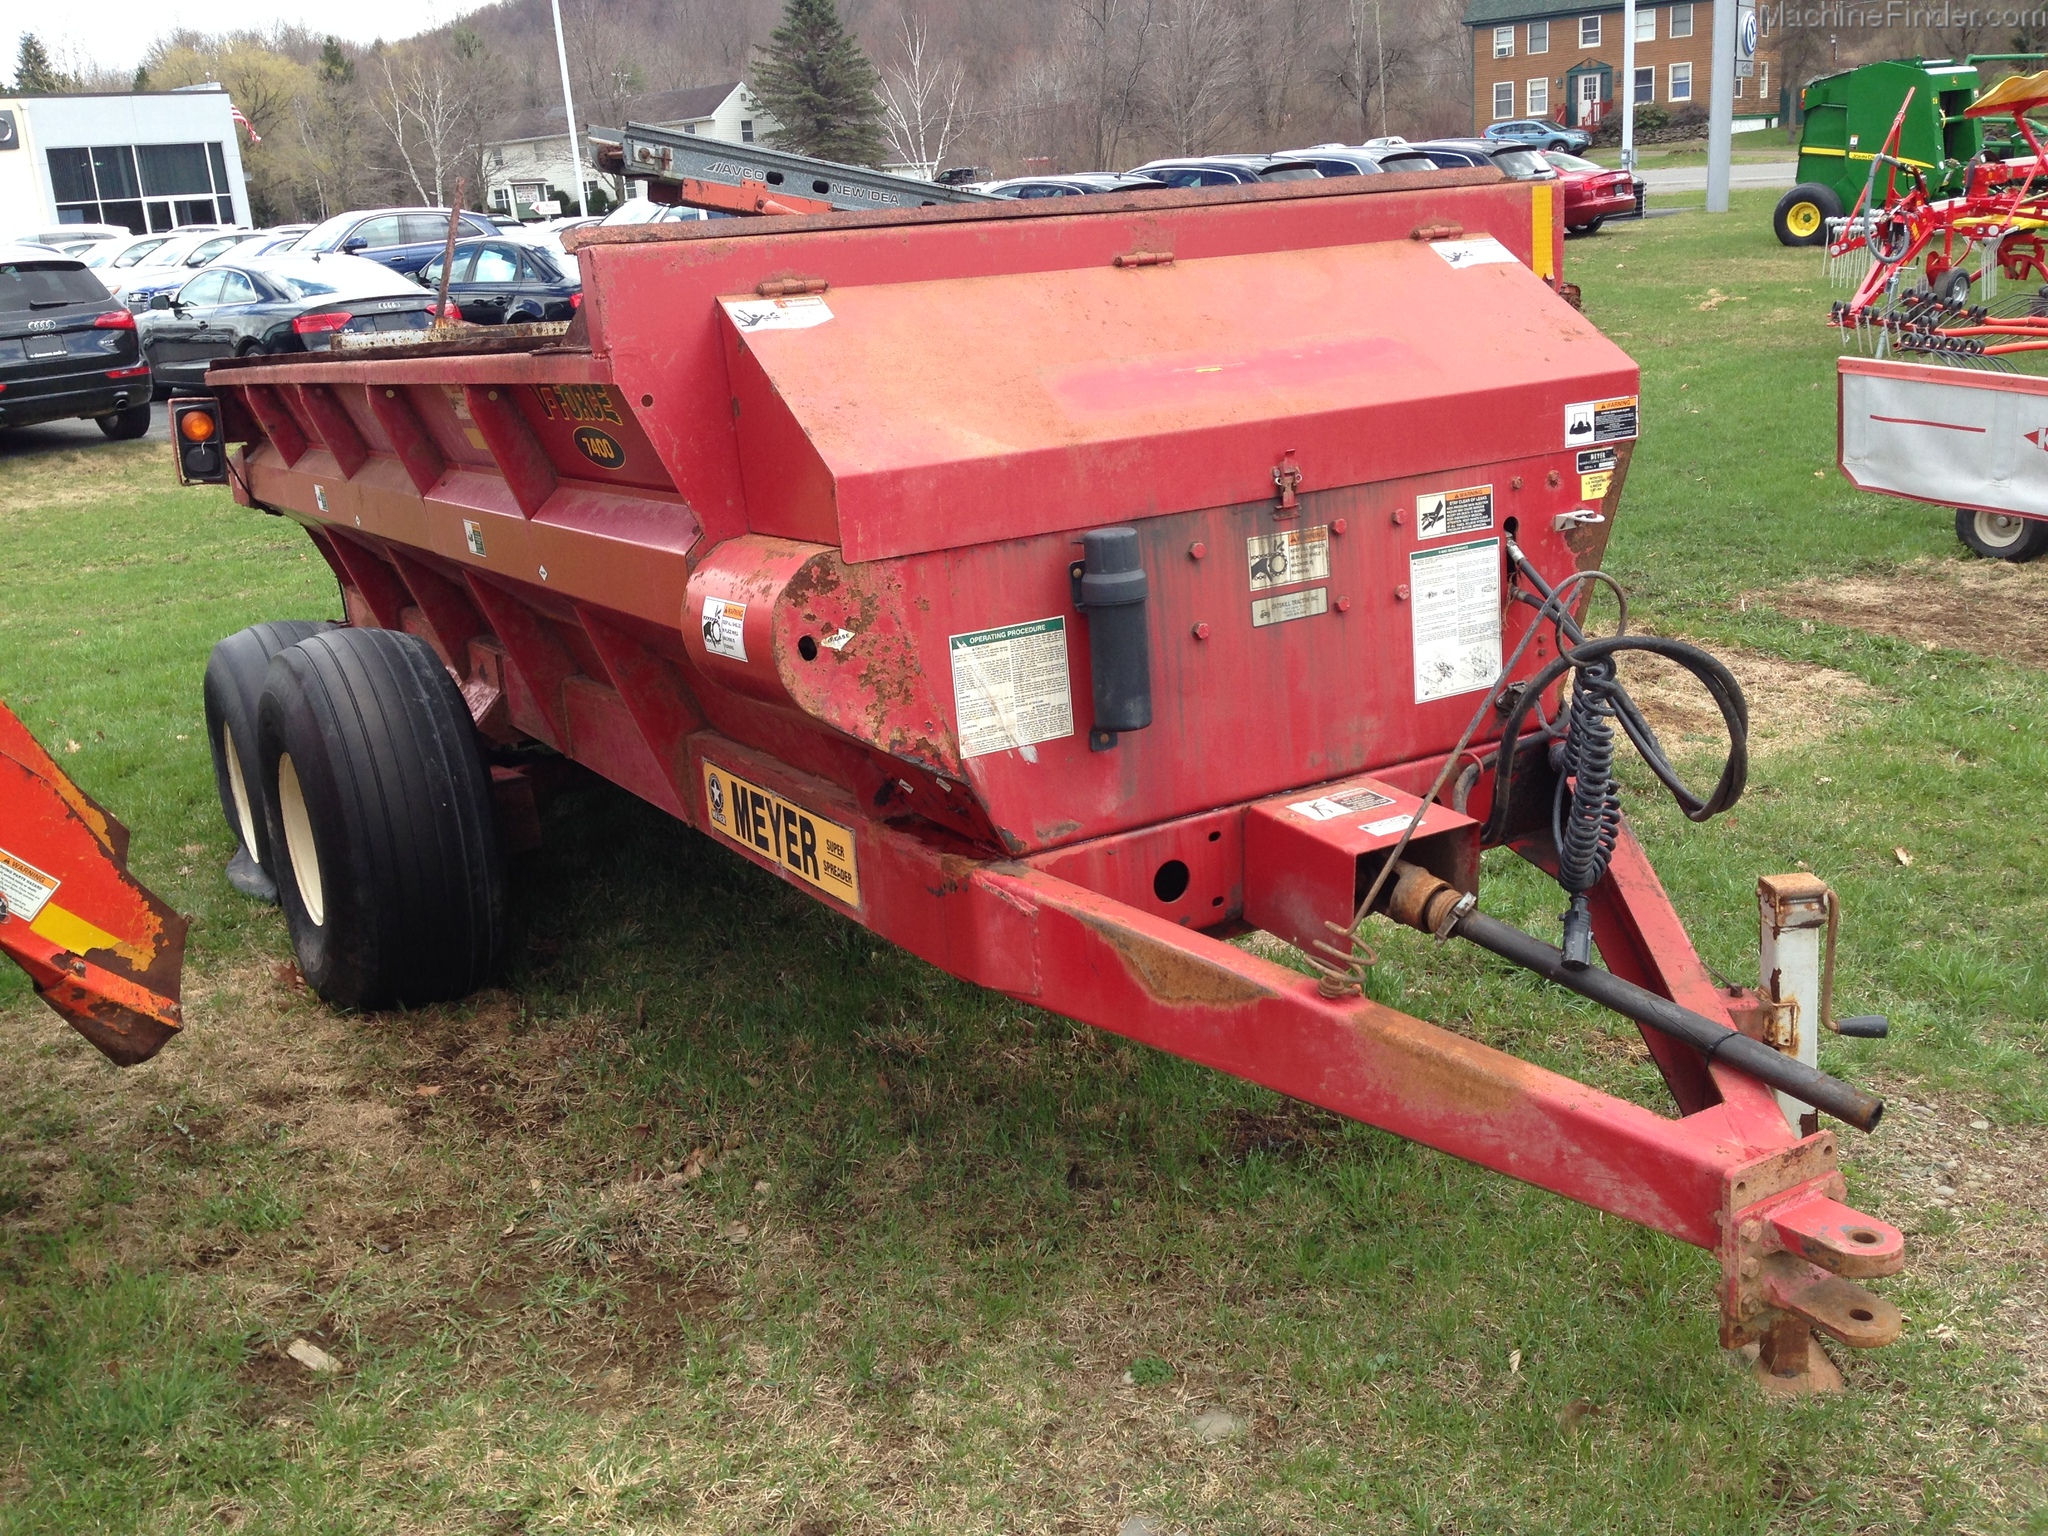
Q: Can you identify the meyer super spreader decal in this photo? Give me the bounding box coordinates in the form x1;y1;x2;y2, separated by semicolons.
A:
702;762;860;907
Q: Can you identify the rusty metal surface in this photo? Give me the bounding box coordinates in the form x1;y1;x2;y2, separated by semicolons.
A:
0;703;185;1065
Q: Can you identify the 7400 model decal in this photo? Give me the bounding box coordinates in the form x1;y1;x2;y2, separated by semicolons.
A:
701;761;860;907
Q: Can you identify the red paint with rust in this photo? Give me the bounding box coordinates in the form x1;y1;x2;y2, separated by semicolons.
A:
193;171;1901;1361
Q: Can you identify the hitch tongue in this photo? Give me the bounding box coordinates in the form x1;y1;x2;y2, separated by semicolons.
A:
1379;862;1886;1131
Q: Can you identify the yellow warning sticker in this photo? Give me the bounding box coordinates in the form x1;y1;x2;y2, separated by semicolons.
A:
702;761;860;907
1581;470;1614;500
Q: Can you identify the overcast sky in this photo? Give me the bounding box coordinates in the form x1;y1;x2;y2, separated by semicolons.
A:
32;4;453;78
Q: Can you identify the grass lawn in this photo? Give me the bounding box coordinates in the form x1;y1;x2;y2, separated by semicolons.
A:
1588;129;1799;168
0;188;2043;1534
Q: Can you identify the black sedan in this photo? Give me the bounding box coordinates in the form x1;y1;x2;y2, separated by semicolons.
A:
140;254;446;392
418;238;581;325
0;242;152;438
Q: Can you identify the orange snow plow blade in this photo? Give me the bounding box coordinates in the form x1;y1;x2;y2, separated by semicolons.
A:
0;702;185;1065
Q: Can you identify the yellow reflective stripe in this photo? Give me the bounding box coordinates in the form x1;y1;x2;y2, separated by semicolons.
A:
1532;181;1555;278
30;901;124;960
1847;151;1936;168
1802;146;1849;157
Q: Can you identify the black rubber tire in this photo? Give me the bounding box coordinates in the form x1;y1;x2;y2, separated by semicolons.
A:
256;627;505;1010
1933;266;1971;304
97;403;152;439
204;621;334;902
1775;182;1843;246
1567;218;1605;235
1954;507;2048;562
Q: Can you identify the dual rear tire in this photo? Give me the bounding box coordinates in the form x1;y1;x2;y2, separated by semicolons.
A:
206;623;506;1008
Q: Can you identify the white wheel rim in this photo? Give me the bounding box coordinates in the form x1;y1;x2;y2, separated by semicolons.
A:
278;753;325;926
224;723;261;861
1975;511;2029;549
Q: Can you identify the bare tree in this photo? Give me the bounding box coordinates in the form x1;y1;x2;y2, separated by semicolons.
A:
1069;0;1159;169
881;14;970;175
1333;0;1407;141
1230;0;1323;141
370;48;477;205
1149;0;1243;154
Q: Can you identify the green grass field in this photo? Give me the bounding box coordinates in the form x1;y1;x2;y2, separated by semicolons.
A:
0;190;2042;1534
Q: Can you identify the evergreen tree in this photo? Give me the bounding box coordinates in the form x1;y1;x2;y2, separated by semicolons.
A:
750;0;886;165
14;35;72;94
132;65;150;92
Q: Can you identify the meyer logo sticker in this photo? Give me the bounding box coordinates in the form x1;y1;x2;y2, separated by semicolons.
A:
1416;485;1494;540
1565;395;1639;448
700;597;748;661
572;425;626;470
702;762;860;907
1245;525;1330;591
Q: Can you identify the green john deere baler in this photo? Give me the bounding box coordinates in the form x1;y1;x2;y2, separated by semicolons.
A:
1776;58;2006;245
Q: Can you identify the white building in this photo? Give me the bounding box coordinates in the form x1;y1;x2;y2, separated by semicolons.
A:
0;86;252;239
484;82;779;219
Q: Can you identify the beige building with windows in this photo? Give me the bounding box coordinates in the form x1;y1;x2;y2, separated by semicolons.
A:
1465;0;1782;134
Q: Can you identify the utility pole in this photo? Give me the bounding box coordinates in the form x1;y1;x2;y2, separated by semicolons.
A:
1622;0;1636;173
1706;0;1737;210
1376;0;1388;138
550;0;591;218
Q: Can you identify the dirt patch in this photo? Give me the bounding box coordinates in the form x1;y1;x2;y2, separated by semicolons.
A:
1845;1084;2048;1412
1769;558;2048;667
1617;642;1881;756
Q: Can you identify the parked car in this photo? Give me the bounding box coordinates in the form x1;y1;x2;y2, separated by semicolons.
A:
1278;147;1392;178
292;208;499;278
81;231;178;277
231;228;315;263
981;173;1169;197
114;230;266;311
1406;139;1558;180
597;198;725;226
1124;155;1323;187
1485;119;1593;154
418;237;581;324
1541;151;1641;233
0;243;152;438
139;254;446;390
17;223;131;251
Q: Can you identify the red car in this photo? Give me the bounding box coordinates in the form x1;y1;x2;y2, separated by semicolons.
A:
1543;152;1639;234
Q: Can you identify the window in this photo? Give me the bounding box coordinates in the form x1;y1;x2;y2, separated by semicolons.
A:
1580;14;1601;44
1636;6;1657;39
1495;25;1515;56
472;246;521;283
1528;78;1550;115
178;271;227;308
217;271;258;305
1670;2;1693;35
740;119;756;142
491;186;511;212
1670;61;1693;100
1494;81;1516;118
1528;19;1549;51
347;216;403;250
1760;61;1770;96
1634;65;1655;102
1734;70;1743;97
401;213;451;244
46;140;233;234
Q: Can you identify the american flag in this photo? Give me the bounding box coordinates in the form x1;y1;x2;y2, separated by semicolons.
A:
231;105;261;145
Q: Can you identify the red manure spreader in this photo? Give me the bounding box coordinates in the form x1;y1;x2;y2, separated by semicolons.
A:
162;158;1903;1392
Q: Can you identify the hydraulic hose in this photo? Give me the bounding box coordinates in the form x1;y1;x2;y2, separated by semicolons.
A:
1487;545;1748;968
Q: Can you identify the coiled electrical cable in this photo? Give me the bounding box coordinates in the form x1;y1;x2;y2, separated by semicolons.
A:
1485;544;1749;967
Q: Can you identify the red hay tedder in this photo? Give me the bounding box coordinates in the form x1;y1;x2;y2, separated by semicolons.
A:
10;156;1905;1392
